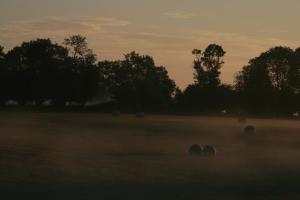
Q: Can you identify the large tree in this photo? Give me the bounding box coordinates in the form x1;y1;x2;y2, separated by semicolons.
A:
260;47;295;91
99;52;176;110
63;35;99;104
63;35;96;64
178;44;229;111
5;39;69;105
4;37;100;106
193;44;226;88
235;46;300;112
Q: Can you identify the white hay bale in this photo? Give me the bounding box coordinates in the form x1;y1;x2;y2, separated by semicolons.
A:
221;110;227;115
42;100;52;106
5;100;18;106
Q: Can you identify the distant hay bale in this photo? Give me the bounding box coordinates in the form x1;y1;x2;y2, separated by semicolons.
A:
5;100;18;106
136;112;145;118
112;110;121;117
292;112;299;117
203;145;216;156
188;144;203;156
221;110;227;115
41;100;52;106
244;125;255;136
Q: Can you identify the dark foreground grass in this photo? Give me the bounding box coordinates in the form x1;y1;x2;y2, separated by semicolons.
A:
0;113;300;199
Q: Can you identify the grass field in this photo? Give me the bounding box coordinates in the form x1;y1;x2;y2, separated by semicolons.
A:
1;112;300;199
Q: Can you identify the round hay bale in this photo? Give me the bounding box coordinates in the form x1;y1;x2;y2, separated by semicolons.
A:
188;144;203;156
244;125;255;136
136;112;145;118
112;110;121;117
203;145;216;156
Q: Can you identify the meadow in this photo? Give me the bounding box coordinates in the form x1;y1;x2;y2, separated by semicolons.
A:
1;112;300;199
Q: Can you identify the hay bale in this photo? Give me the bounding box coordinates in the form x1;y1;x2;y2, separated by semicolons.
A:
244;125;255;136
5;100;18;106
203;145;216;156
136;112;145;118
221;110;227;115
188;144;203;156
112;110;121;117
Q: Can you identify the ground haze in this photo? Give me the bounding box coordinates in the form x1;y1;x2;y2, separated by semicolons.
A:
1;113;300;199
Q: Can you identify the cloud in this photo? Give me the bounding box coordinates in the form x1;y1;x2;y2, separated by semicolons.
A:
0;16;131;47
4;16;130;32
163;11;197;19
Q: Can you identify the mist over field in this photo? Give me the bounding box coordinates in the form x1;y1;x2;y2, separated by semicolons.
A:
1;113;300;199
2;1;300;199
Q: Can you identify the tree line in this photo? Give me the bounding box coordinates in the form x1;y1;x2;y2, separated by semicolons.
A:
0;35;300;114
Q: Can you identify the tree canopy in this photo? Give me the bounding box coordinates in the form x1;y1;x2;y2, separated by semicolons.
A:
235;46;300;112
193;44;226;88
99;52;176;110
1;36;300;114
2;37;100;106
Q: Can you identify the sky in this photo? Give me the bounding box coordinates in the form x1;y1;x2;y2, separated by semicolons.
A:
0;0;300;88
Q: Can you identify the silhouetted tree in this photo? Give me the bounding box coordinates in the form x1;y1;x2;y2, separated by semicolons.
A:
260;47;294;91
63;35;99;105
3;37;100;106
4;35;300;114
0;46;7;105
235;62;274;111
5;39;69;105
176;44;231;112
193;44;226;88
235;46;300;112
290;47;300;91
64;35;96;63
99;52;176;110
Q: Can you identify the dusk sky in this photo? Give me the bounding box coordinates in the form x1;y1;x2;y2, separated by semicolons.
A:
1;0;299;88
